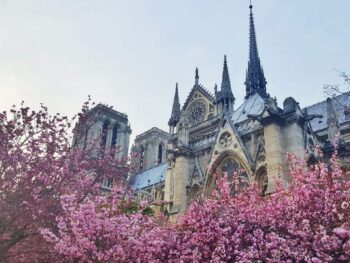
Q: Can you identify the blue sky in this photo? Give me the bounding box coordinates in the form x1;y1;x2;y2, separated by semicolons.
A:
0;0;349;143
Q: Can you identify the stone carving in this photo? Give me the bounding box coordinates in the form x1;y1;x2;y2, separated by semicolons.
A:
258;154;266;162
187;100;207;125
219;132;232;147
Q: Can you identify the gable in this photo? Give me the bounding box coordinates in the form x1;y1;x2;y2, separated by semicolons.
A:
182;85;214;112
179;86;215;127
206;115;254;180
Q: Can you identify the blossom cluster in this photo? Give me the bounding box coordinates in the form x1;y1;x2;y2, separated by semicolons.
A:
46;153;350;262
0;101;127;262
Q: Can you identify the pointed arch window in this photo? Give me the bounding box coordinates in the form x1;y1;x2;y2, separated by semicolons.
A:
206;156;249;196
101;120;110;157
219;158;248;181
83;127;89;150
110;124;119;156
158;144;163;164
111;124;119;147
139;145;145;171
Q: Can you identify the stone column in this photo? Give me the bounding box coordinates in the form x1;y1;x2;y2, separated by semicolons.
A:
172;156;191;214
264;123;286;192
284;123;304;158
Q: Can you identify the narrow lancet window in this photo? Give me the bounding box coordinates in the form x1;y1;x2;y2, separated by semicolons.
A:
111;125;118;148
158;144;163;164
101;120;110;157
140;145;145;170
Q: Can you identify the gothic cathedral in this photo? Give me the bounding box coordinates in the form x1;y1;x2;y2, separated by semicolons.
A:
128;4;350;219
73;4;350;220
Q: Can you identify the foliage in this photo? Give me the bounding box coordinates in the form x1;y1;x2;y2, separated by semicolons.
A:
0;100;127;262
324;71;350;101
45;152;350;262
1;100;349;262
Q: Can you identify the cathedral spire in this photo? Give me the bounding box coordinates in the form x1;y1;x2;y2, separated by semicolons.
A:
168;83;181;127
195;67;199;86
215;56;235;113
221;55;233;96
244;2;268;99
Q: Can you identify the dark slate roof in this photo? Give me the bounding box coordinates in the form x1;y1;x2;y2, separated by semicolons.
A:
130;163;167;191
305;93;350;132
231;93;266;124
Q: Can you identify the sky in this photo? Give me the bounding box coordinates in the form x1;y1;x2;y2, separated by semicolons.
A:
0;0;349;144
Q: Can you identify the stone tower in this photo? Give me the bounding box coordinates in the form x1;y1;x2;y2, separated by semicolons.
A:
73;103;131;189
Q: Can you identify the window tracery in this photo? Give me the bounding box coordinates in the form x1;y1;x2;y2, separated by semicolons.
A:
206;155;249;195
187;100;207;125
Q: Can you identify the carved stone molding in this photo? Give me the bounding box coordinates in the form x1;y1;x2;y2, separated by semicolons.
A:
219;132;232;147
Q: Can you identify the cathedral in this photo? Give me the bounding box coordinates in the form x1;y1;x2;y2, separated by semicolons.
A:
128;4;350;219
74;4;350;219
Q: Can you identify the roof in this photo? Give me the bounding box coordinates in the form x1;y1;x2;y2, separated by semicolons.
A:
231;93;266;124
89;104;129;123
182;84;214;111
135;127;170;142
305;93;350;132
130;163;167;191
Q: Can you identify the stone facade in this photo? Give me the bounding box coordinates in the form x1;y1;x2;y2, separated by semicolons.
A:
73;103;131;190
127;5;350;220
130;127;170;173
128;127;170;214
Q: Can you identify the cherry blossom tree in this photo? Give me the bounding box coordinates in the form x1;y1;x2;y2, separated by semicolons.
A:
0;100;127;262
45;150;350;262
2;100;349;262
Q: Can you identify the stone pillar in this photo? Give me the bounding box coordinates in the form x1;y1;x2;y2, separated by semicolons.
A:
284;123;304;158
164;166;173;209
172;156;191;214
264;123;286;192
164;155;192;221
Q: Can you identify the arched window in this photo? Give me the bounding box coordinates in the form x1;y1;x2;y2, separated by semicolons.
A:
206;155;249;195
219;158;248;180
158;144;163;164
110;124;119;157
139;145;145;171
83;127;89;150
111;125;118;148
100;120;110;157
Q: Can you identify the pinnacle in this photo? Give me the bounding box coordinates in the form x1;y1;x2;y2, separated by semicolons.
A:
168;83;181;126
245;3;268;99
